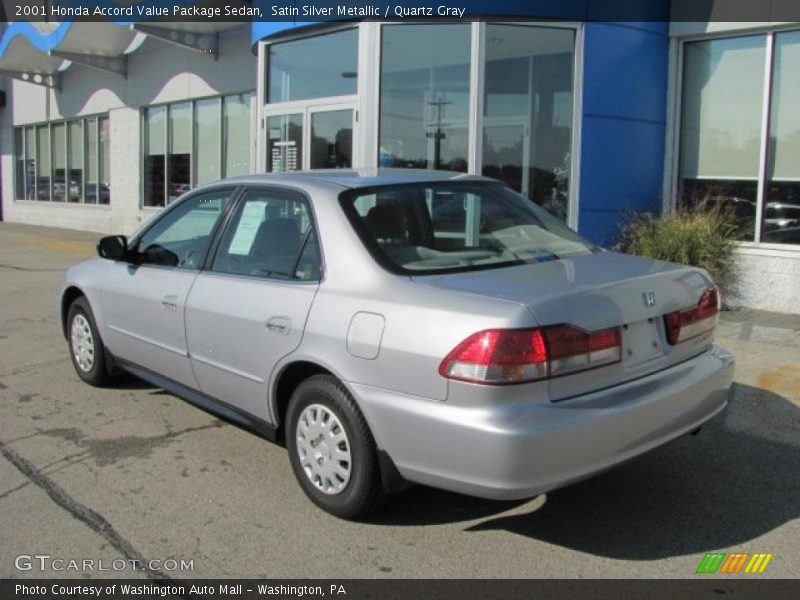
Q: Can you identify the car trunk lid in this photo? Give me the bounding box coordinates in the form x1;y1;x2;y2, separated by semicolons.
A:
414;251;717;400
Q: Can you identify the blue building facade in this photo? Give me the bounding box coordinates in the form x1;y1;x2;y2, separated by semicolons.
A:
579;21;668;244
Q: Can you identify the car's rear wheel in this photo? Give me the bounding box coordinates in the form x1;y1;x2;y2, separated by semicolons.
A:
286;374;384;519
67;296;112;387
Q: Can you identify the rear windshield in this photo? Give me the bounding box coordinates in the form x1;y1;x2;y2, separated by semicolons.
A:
339;181;596;275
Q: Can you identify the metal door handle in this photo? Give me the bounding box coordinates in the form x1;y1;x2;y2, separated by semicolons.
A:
161;295;179;311
266;316;291;335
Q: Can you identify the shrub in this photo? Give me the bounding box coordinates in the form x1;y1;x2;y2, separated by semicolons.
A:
615;207;739;286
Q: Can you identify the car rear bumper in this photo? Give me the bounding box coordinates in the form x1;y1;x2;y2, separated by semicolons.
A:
350;345;734;500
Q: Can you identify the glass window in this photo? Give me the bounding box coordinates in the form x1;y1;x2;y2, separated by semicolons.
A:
68;121;83;203
268;29;358;103
52;123;66;202
14;129;24;200
168;102;192;204
679;36;766;241
213;190;317;280
85;118;99;204
13;117;106;204
195;97;221;185
135;189;232;269
223;93;252;177
144;94;252;205
266;114;303;172
310;109;353;169
482;25;575;222
764;31;800;245
380;24;470;172
144;106;166;207
36;125;50;201
99;117;110;205
341;182;593;274
294;228;321;281
25;127;36;200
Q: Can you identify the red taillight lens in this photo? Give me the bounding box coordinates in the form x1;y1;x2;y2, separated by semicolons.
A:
544;325;622;377
439;329;548;384
439;325;621;385
664;287;720;345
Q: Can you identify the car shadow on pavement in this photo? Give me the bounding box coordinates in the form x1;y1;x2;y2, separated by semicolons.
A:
460;383;800;559
368;383;800;557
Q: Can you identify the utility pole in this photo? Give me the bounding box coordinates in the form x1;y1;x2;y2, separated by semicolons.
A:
427;97;452;169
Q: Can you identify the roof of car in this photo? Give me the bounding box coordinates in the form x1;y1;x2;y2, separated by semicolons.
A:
207;169;496;190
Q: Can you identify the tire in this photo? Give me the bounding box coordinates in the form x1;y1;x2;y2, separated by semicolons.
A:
67;296;113;387
286;374;385;519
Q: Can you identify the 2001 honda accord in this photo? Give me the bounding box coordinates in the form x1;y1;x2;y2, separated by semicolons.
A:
61;170;734;519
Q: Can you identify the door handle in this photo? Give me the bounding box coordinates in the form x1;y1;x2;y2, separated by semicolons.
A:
161;294;180;311
266;316;291;335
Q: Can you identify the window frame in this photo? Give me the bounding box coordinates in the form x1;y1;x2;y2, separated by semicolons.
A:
266;26;360;105
375;20;582;229
130;185;242;272
12;114;109;206
670;25;800;247
256;21;583;229
141;91;255;209
208;185;324;283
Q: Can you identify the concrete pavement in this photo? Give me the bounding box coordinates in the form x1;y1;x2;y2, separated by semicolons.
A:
0;222;798;579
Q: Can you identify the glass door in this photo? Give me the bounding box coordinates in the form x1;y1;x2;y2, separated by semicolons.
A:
264;104;356;173
266;113;304;173
309;108;354;169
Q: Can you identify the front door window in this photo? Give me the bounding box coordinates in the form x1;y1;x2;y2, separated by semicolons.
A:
134;189;232;269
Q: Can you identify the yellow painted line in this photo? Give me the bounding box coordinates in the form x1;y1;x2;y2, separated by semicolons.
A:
9;235;95;256
759;554;773;573
757;365;800;402
745;554;763;573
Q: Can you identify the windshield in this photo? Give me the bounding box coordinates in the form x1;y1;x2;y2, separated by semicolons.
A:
340;181;596;275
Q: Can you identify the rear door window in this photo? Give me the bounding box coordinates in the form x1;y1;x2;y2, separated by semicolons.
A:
212;189;320;281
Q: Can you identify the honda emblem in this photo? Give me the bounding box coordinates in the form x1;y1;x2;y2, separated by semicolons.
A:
642;291;656;308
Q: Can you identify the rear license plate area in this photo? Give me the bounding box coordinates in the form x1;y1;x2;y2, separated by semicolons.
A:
622;318;665;366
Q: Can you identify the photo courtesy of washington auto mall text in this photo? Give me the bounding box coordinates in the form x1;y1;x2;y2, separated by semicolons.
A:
13;582;348;598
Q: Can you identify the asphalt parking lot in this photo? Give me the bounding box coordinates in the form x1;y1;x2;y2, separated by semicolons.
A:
1;222;798;579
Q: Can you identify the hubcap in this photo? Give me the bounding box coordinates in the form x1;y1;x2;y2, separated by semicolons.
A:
70;313;95;373
295;404;352;495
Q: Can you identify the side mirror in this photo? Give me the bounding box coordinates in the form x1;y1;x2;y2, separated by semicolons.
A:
97;235;129;261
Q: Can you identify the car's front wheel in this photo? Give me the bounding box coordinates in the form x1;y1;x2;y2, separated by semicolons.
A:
286;375;384;519
67;296;112;387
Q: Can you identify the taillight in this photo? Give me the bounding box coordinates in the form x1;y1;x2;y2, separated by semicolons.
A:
439;329;548;384
439;325;621;385
545;325;622;377
664;287;720;345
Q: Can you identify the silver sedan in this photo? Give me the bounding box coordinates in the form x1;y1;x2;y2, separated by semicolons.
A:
61;170;734;519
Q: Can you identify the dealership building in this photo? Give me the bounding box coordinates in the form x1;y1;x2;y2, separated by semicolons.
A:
0;2;798;313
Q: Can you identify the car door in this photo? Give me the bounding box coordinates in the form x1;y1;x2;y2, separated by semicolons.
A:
184;187;322;423
101;188;236;388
